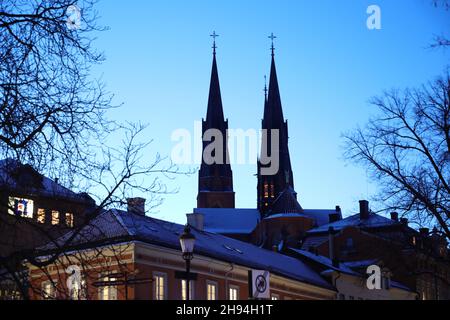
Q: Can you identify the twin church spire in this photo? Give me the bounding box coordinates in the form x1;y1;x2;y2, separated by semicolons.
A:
197;33;299;215
258;41;297;215
197;32;234;209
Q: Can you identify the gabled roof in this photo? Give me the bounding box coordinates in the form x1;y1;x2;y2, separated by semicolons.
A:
307;212;401;234
0;159;94;203
43;209;334;290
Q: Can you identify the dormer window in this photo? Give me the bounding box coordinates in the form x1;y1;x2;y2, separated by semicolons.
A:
8;197;34;219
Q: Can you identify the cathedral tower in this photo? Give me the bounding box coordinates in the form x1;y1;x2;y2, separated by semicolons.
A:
257;34;301;215
197;33;235;208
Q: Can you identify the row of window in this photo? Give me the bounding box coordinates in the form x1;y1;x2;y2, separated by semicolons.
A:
154;272;281;300
42;272;284;300
153;273;235;300
42;276;116;300
8;197;74;227
263;183;275;199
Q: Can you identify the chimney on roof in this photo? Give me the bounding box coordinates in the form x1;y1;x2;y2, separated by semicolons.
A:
419;228;429;237
390;212;399;222
329;213;341;223
186;213;204;231
400;218;408;226
127;197;146;216
359;200;369;220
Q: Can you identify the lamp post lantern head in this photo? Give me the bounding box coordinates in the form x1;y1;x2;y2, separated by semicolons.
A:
179;224;196;260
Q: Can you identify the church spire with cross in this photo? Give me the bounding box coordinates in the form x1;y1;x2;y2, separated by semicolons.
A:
257;33;300;215
197;32;235;209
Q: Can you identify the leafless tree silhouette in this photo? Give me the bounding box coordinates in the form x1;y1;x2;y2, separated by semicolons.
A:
343;71;450;241
430;0;450;48
0;0;189;299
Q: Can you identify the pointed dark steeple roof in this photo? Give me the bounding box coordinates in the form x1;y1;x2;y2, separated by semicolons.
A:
265;55;285;129
205;53;225;128
257;35;299;215
197;34;235;209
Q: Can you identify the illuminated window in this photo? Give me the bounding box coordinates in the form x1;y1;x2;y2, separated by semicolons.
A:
181;280;194;300
8;197;34;218
153;273;167;300
37;209;45;224
51;211;60;225
42;281;57;300
228;285;239;300
65;213;74;228
206;281;218;300
98;276;117;300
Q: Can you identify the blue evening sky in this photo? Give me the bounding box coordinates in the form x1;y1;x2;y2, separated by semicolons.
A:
90;0;449;223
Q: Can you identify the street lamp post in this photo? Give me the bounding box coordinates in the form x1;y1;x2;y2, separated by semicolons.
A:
179;224;196;301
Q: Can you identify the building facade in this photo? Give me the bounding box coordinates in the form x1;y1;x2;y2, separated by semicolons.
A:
0;159;95;300
301;201;450;300
28;208;336;300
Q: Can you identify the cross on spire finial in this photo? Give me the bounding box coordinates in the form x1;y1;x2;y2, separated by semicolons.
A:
210;31;219;55
268;32;277;57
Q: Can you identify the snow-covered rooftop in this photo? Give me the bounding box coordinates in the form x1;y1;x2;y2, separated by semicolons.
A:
307;212;400;234
291;249;414;292
290;248;359;276
193;208;260;234
44;209;335;290
194;207;339;235
0;159;93;202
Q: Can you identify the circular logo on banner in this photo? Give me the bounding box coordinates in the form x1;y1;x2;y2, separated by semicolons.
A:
255;274;267;293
